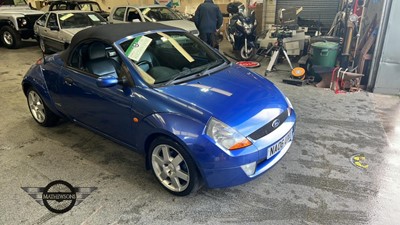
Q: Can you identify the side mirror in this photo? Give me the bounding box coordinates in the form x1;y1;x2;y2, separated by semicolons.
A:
96;75;119;88
49;25;59;31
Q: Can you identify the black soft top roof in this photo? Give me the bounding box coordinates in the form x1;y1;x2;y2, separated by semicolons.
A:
60;23;183;61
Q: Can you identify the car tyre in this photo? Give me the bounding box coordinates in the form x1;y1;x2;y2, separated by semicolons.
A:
0;26;22;49
39;37;51;54
26;88;59;127
149;136;201;196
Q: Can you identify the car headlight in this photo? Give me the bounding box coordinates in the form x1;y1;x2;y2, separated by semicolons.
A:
206;117;252;150
285;96;293;116
17;18;28;28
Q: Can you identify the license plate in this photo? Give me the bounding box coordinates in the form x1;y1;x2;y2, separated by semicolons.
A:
267;130;293;159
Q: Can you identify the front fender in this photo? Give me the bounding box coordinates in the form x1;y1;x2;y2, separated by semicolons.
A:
141;112;205;152
140;112;207;174
21;64;63;118
0;19;15;29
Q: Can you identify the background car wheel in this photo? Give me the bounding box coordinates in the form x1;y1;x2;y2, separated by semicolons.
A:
39;37;51;54
149;137;201;196
26;88;59;127
0;26;22;49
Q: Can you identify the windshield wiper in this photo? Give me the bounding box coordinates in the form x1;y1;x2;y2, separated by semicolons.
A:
164;68;198;86
198;59;225;77
164;59;225;86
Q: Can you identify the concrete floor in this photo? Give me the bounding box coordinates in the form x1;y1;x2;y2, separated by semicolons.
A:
0;39;399;225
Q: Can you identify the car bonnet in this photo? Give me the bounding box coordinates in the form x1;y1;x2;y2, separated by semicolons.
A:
156;65;289;136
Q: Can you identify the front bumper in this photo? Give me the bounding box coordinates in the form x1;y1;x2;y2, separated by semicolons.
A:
18;28;35;39
194;111;296;188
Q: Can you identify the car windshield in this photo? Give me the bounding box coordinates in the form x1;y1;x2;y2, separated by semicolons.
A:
59;12;106;28
140;7;182;22
79;3;101;12
119;31;227;86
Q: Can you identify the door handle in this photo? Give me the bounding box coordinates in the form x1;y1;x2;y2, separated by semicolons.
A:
64;77;74;86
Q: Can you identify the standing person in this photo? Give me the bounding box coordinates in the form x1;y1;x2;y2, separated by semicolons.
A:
194;0;223;48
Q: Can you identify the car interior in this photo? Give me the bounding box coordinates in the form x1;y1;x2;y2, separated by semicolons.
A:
68;31;219;86
127;10;141;22
70;41;121;78
69;40;175;84
85;42;121;78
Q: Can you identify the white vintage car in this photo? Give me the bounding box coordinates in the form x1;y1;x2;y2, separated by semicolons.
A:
108;5;199;36
34;10;107;53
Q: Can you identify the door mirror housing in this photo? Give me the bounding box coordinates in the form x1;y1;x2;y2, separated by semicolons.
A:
96;75;119;88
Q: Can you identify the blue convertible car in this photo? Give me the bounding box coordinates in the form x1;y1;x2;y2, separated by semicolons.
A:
22;23;296;195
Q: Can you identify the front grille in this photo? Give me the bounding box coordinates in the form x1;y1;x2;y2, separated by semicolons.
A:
249;109;288;140
25;14;43;29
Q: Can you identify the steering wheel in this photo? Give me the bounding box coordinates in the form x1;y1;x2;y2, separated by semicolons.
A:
137;60;153;70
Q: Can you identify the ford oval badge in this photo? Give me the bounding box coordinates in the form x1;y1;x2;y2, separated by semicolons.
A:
272;119;280;128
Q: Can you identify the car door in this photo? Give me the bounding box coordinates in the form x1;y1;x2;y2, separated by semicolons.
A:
126;7;144;22
43;13;64;51
110;7;127;24
34;13;48;38
57;41;136;145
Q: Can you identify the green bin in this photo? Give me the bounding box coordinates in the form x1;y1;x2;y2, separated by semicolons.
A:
310;41;339;67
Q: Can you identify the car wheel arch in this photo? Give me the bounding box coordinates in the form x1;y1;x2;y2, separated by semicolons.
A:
144;133;176;170
141;113;207;176
26;87;60;126
22;80;63;118
143;132;193;168
140;113;206;159
22;82;32;96
143;132;205;188
0;20;15;29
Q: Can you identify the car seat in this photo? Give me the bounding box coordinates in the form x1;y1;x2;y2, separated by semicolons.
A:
138;51;159;72
138;51;178;83
86;42;120;77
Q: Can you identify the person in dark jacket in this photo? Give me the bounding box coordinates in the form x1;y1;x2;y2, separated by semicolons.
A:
194;0;223;48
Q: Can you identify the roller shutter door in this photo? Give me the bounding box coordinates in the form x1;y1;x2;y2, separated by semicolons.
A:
276;0;340;29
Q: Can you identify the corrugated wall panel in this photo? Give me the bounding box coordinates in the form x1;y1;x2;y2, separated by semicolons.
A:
374;0;400;95
276;0;340;29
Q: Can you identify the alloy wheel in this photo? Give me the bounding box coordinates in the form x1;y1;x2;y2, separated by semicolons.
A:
3;31;13;46
151;144;190;192
28;90;46;123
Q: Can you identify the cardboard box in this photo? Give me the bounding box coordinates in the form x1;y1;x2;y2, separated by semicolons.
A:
284;41;300;50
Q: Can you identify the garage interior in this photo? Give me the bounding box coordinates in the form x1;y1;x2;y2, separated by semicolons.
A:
1;0;400;224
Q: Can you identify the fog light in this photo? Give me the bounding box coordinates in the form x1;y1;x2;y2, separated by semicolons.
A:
240;162;256;176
